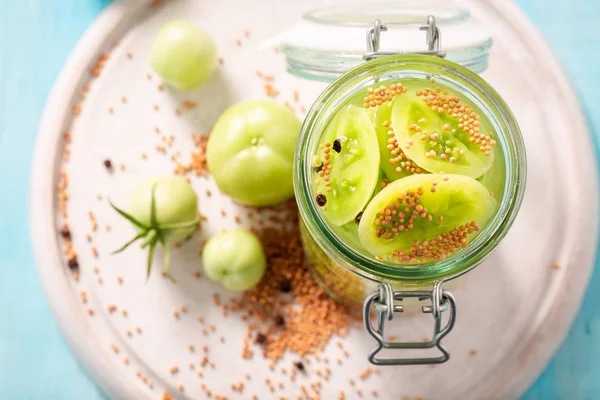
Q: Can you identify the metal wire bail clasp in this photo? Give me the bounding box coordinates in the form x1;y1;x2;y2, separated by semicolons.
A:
363;15;446;61
363;281;456;365
420;15;442;53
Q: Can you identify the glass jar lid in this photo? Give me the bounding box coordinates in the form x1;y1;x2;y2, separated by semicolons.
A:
262;2;493;82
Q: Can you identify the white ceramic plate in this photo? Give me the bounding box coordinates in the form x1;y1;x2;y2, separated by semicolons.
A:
31;0;598;399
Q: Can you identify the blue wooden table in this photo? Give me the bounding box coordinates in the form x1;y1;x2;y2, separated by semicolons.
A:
0;1;598;398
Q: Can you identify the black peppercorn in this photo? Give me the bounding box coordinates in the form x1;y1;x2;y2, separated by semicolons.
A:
316;194;327;207
103;159;113;169
274;315;285;326
295;361;305;371
279;279;292;293
255;333;267;345
60;225;71;239
332;139;342;153
355;212;363;224
68;256;79;270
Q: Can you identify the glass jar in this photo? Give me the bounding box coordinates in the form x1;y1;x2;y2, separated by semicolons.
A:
267;3;493;81
284;8;526;365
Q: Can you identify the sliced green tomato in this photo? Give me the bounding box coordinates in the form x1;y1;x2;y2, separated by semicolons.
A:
358;173;496;259
373;101;418;182
316;105;380;226
365;104;378;121
334;221;364;250
391;92;494;178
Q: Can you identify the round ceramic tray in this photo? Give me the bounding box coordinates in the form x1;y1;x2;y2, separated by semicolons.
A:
31;0;598;399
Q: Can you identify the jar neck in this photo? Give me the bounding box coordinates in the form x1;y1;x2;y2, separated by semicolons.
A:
293;54;526;285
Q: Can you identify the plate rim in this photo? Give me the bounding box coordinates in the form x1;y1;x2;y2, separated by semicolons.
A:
30;1;147;399
469;0;599;397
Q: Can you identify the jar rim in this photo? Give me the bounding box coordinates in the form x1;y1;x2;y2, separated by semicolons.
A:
293;54;527;285
303;3;469;27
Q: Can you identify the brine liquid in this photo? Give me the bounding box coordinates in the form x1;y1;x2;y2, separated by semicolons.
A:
308;78;505;265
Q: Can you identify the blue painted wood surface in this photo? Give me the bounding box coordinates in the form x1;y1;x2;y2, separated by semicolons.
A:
0;0;598;398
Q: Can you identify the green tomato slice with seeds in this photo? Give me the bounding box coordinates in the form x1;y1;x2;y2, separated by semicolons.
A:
207;100;301;207
202;229;266;292
391;90;495;179
358;173;496;261
373;101;426;182
315;105;380;226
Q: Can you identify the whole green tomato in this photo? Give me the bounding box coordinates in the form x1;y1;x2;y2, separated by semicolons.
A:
202;229;266;292
206;100;301;206
128;176;199;243
110;176;200;279
150;20;217;91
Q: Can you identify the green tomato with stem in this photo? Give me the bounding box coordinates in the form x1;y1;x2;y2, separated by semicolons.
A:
150;20;217;91
110;176;200;279
206;100;301;206
202;229;266;292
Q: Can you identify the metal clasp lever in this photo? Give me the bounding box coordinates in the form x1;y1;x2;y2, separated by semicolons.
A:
363;281;456;365
363;15;446;61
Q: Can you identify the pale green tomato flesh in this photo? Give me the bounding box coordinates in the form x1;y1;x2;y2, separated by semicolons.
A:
202;229;266;292
314;105;380;226
372;101;417;182
206;100;301;207
128;176;199;243
310;79;504;264
358;174;496;258
150;20;217;91
391;89;495;179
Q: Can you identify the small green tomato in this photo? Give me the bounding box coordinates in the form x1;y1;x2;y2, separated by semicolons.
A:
202;229;266;292
110;176;200;279
206;100;302;206
150;20;217;91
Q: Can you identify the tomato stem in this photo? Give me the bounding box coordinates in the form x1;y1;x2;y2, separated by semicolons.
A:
109;184;198;282
141;229;157;248
146;240;157;279
111;231;146;254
